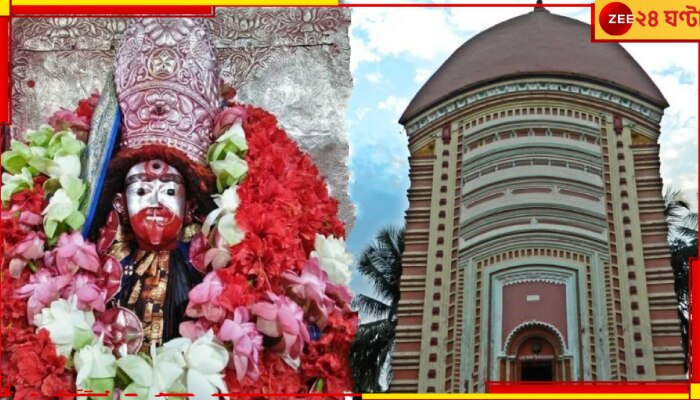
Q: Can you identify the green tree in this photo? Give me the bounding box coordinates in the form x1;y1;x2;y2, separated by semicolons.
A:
664;188;698;372
349;226;405;393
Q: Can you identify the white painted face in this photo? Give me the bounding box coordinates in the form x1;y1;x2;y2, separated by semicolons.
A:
124;160;186;249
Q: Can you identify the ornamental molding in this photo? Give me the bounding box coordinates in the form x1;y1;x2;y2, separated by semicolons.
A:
498;270;569;287
11;9;350;51
405;80;663;134
503;320;568;353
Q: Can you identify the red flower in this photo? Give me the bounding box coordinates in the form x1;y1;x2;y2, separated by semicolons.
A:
3;328;74;399
185;105;356;394
76;89;100;120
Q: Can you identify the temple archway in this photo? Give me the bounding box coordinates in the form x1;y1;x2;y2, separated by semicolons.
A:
499;321;573;381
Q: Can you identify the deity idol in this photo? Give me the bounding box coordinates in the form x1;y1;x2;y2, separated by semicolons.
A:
86;18;222;351
2;17;357;397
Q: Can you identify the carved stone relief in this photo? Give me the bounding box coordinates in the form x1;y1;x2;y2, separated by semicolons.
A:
11;8;355;228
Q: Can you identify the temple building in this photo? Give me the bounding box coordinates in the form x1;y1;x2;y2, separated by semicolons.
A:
391;6;685;393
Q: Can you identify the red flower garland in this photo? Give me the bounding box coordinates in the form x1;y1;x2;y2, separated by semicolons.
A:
216;106;357;394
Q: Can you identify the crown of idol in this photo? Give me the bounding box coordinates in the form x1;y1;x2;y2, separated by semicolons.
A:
114;18;220;165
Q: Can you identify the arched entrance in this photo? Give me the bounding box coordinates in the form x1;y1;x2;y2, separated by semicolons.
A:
499;321;573;381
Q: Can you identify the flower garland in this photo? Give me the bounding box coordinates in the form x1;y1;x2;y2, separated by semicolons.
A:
1;92;358;399
1;92;100;398
184;104;358;396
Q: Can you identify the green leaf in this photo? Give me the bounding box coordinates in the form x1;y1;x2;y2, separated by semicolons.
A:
1;152;28;174
114;366;133;389
73;329;95;351
65;211;85;230
43;178;62;195
9;140;31;158
116;356;153;387
27;126;54;147
316;379;324;392
60;132;86;155
60;175;86;201
88;378;115;400
27;155;53;176
44;216;58;239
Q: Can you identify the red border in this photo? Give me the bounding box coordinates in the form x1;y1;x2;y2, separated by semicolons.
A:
590;2;700;43
11;5;215;16
487;381;690;394
1;16;8;125
1;1;698;397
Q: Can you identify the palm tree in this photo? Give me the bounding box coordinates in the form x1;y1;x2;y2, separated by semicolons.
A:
349;226;405;393
664;188;698;372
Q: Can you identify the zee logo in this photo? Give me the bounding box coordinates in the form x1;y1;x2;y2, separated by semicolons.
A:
599;2;634;36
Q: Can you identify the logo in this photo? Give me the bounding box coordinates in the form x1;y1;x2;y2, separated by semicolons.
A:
599;1;634;36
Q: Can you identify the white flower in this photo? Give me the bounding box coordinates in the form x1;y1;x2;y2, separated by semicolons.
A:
33;297;96;357
163;330;229;400
42;175;86;238
202;185;245;247
310;234;353;286
116;343;187;400
74;335;117;399
1;167;35;202
46;154;82;179
218;123;248;153
210;152;248;193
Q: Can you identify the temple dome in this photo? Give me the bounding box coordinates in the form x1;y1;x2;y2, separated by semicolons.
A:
399;8;668;124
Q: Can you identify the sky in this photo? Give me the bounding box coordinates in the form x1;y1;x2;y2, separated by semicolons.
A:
342;1;699;303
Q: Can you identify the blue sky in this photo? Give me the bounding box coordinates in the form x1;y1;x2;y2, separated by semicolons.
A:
342;2;699;301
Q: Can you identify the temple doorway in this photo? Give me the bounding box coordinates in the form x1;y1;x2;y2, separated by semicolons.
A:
520;361;554;381
499;322;573;381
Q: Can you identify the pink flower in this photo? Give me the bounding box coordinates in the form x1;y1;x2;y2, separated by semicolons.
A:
97;256;123;303
93;307;144;356
179;318;212;341
213;105;248;138
48;108;90;140
250;292;310;359
189;232;231;274
218;307;263;383
185;271;226;323
48;232;100;275
9;231;45;279
17;209;43;227
62;272;106;312
325;280;353;312
189;232;209;274
281;259;334;330
15;268;71;321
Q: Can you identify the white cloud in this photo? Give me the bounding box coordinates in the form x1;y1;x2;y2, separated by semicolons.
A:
661;148;680;161
355;106;371;120
350;7;465;62
680;174;699;192
366;72;383;84
378;95;410;115
349;21;379;72
414;68;432;84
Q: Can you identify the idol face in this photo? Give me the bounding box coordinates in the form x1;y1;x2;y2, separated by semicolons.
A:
124;160;186;250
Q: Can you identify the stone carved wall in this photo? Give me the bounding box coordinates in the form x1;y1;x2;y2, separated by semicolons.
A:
11;8;354;228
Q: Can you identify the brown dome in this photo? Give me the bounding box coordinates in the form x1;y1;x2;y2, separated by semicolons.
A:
399;8;668;125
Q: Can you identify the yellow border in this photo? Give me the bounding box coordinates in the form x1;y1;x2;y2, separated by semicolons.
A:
12;0;338;5
691;383;700;399
364;395;688;400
